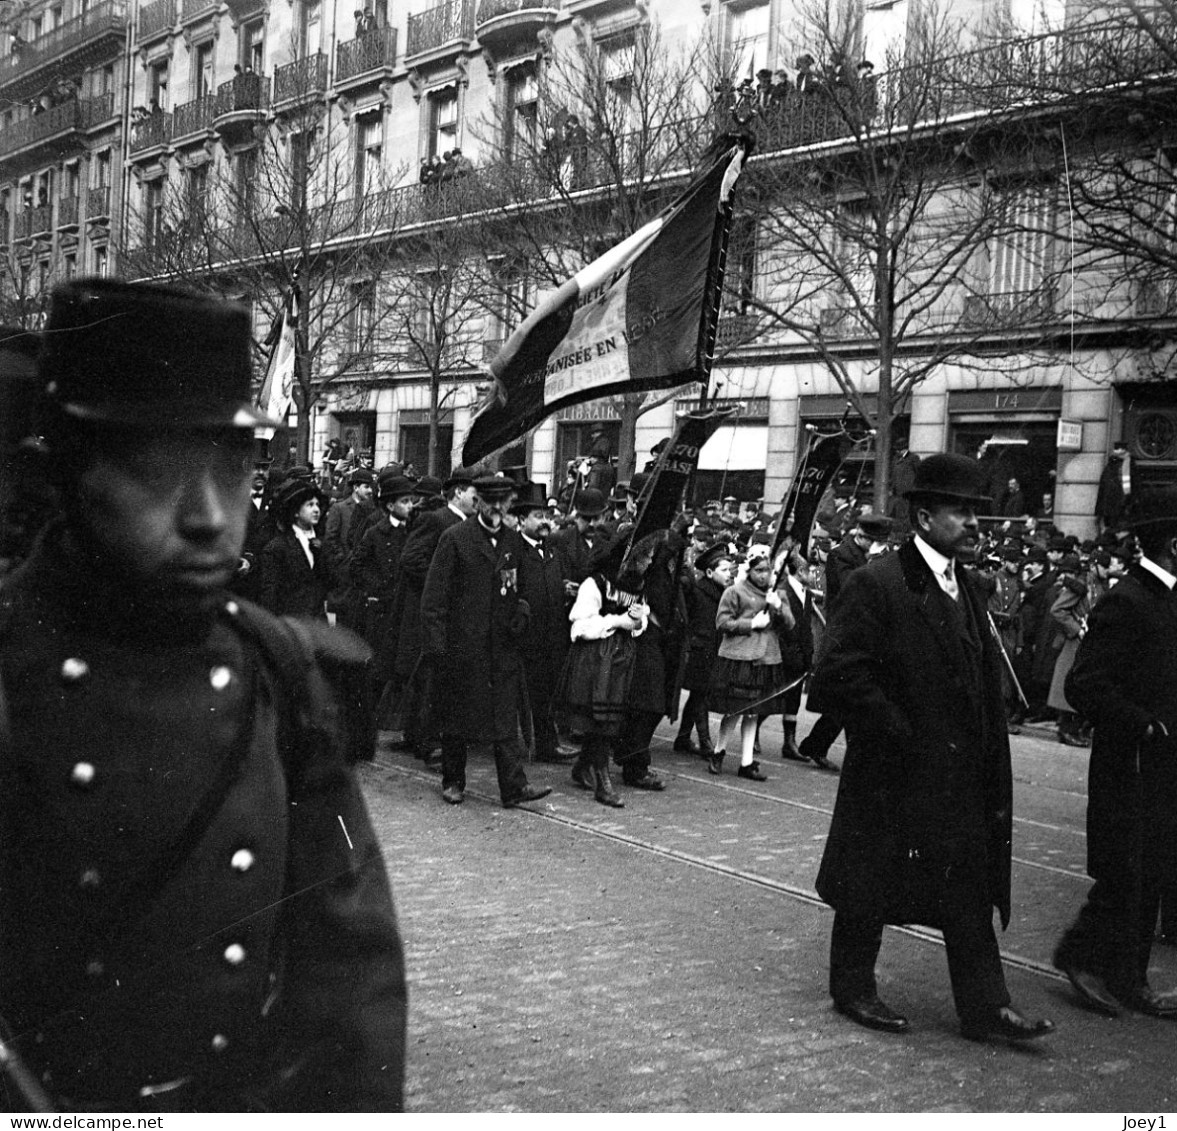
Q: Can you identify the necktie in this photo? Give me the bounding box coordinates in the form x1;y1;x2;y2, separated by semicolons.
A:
943;563;959;602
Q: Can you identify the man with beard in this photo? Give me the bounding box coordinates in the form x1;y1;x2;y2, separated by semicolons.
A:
512;481;572;763
811;453;1055;1044
0;280;406;1111
419;475;552;809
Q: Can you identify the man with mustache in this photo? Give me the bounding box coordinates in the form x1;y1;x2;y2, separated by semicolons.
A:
0;280;406;1111
810;453;1055;1044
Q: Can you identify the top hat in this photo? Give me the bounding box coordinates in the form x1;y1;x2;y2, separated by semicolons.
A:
473;474;516;501
39;279;282;431
377;470;417;501
903;453;991;508
573;487;607;517
509;481;548;515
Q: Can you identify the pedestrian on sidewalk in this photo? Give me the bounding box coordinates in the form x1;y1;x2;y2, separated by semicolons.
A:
708;549;793;781
810;453;1055;1044
1054;488;1177;1019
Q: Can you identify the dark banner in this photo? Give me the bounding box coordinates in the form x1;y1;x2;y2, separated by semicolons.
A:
631;407;738;544
770;430;850;565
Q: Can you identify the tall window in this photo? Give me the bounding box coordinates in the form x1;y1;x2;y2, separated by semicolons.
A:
148;57;169;111
991;184;1056;297
300;0;322;56
93;245;108;276
863;0;907;64
289;130;310;213
503;66;537;164
240;19;264;72
186;163;209;219
235;149;258;215
94;149;112;188
347;281;376;355
144;178;166;246
428;88;458;159
101;64;115;96
64;252;77;279
599;34;636;133
194;41;214;99
723;217;759;316
354;112;382;196
728;2;769;80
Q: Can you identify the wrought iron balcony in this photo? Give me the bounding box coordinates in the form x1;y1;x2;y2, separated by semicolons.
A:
273;54;328;105
0;99;101;163
15;204;52;240
172;94;217;139
214;71;269;142
180;0;216;23
130;109;173;152
474;0;557;51
0;0;127;100
335;26;398;86
138;0;176;40
961;286;1057;327
406;0;473;60
58;195;80;227
715;313;759;349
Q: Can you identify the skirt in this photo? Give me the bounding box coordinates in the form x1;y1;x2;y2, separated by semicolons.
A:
556;632;638;737
709;656;790;717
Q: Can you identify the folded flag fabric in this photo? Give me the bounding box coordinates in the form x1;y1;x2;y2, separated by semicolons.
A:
462;142;747;465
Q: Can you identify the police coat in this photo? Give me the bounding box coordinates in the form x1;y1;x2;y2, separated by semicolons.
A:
811;540;1013;930
1065;564;1177;886
0;533;406;1112
418;519;530;743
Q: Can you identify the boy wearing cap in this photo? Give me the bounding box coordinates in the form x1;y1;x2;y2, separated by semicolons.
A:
811;453;1054;1044
0;280;406;1110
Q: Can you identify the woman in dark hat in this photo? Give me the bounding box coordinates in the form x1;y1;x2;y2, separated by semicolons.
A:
258;478;331;618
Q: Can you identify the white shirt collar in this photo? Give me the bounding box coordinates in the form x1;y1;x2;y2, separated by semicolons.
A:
914;533;954;580
292;523;315;567
1138;554;1177;590
521;533;542;550
448;502;467;520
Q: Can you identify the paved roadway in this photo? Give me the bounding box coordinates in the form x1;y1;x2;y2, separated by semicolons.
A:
359;709;1177;1113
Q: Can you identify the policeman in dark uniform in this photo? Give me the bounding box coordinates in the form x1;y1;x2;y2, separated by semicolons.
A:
0;280;407;1112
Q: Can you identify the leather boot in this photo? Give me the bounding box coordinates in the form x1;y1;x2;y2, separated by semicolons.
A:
570;754;594;791
593;765;624;808
781;721;806;762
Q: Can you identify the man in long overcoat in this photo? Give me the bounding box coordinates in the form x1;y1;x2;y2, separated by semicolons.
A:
810;453;1055;1043
419;475;552;809
1055;490;1177;1018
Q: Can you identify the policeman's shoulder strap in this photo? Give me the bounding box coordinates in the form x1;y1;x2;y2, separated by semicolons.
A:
228;599;376;768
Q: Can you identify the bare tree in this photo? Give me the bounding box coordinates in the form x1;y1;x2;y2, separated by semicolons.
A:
735;0;1069;507
119;60;407;463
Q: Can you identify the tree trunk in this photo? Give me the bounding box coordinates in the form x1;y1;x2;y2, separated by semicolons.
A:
428;365;440;477
618;393;643;480
294;314;312;466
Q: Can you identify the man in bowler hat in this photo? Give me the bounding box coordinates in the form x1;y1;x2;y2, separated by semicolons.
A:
810;453;1055;1043
1054;488;1177;1019
0;280;406;1111
419;475;552;808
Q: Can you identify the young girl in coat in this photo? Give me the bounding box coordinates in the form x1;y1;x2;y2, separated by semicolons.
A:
709;550;794;780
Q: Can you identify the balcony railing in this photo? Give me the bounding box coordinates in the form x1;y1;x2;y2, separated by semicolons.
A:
15;205;53;240
87;185;112;219
82;90;115;126
406;0;473;58
0;98;96;161
476;0;551;21
180;0;216;22
335;26;398;84
138;0;176;39
273;54;328;103
961;286;1057;327
0;1;127;93
130;109;172;151
58;195;80;226
172;94;217;138
215;71;269;114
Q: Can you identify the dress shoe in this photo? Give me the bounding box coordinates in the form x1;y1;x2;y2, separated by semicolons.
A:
809;755;840;773
623;770;666;791
672;738;699;755
1122;985;1177;1018
1060;964;1121;1017
781;741;809;762
593;766;624;808
737;760;767;781
441;786;464;805
834;994;910;1034
570;761;594;791
959;1006;1056;1043
1058;731;1090;748
502;783;553;808
708;752;725;775
1007;722;1022;736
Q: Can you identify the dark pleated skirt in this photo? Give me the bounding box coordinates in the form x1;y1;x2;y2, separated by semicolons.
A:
709;656;789;717
556;632;638;737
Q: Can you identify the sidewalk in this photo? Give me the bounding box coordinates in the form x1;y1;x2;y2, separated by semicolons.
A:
360;741;1176;1113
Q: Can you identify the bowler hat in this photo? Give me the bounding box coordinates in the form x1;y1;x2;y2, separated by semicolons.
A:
573;487;607;517
856;514;894;540
348;467;376;486
443;466;477;492
509;481;548;515
628;472;652;499
377;471;416;501
416;475;443;498
39;279;282;430
903;453;991;508
473;474;516;501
